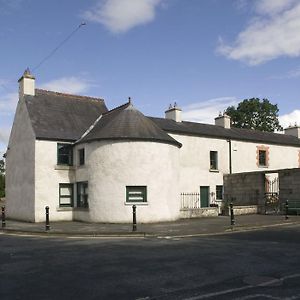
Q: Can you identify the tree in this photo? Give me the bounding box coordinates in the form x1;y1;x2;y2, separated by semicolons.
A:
225;98;283;132
0;159;5;198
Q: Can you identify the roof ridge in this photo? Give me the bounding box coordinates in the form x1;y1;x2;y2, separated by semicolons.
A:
102;102;130;116
35;89;104;102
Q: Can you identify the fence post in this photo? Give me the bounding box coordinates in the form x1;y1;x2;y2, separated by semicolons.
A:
285;200;289;220
45;206;50;231
132;205;137;232
230;202;235;226
1;206;6;228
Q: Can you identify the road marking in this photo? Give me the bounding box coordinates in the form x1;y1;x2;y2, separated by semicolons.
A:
184;273;300;300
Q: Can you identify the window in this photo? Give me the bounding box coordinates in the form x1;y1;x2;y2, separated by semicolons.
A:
210;151;218;170
59;183;73;207
57;143;73;165
77;182;88;208
216;185;223;200
126;186;147;203
259;150;267;166
78;148;85;166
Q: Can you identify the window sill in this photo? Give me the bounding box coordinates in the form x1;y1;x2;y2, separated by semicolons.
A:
124;202;148;206
209;169;219;173
55;165;75;171
56;207;89;212
258;165;269;168
57;207;73;211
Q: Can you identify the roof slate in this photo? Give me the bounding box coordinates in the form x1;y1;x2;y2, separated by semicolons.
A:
79;102;182;147
149;117;300;147
25;89;108;141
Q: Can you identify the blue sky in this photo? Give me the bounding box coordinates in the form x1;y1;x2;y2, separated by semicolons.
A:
1;0;300;156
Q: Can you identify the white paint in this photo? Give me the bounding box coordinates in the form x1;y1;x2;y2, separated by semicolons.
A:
284;126;300;138
165;107;182;122
18;76;35;97
214;114;231;129
83;140;180;223
5;98;36;221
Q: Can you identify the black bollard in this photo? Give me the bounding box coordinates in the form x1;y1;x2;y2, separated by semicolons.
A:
1;206;6;228
45;206;50;231
230;202;235;226
132;205;137;232
285;200;289;220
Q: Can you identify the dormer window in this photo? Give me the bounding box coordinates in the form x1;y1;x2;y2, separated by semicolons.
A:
57;143;73;166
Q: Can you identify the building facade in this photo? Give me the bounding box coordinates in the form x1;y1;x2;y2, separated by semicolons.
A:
5;70;300;222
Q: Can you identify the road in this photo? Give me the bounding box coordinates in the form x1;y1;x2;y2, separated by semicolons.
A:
1;225;300;300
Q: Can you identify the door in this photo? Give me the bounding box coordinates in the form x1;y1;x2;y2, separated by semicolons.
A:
200;186;209;208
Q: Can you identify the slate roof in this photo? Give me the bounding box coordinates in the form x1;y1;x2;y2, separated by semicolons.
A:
149;117;300;147
78;101;182;147
25;89;108;141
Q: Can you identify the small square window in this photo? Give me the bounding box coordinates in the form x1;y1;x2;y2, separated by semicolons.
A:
259;150;267;166
59;183;73;207
78;148;85;166
57;143;73;166
126;186;147;203
210;151;218;170
216;185;223;200
77;182;88;208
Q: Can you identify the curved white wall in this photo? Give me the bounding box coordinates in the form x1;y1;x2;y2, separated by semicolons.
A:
78;140;180;223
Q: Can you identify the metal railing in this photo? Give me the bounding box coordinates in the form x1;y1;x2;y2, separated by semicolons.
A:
181;193;201;209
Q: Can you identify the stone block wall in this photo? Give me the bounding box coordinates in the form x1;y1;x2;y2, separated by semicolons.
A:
279;169;300;204
223;172;265;207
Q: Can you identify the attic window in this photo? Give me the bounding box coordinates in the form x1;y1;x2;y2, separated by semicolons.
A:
57;143;73;166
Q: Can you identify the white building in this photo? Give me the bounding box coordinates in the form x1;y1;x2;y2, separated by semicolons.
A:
5;70;300;223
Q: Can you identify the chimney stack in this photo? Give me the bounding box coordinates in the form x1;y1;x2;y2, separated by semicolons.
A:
215;112;231;129
284;124;300;138
18;68;35;97
165;102;182;122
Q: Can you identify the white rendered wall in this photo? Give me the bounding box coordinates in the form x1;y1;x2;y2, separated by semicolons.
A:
6;98;36;221
231;140;300;173
35;140;75;222
169;133;228;201
82;140;180;223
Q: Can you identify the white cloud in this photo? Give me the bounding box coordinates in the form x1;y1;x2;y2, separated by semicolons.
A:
182;97;238;124
83;0;163;33
255;0;297;16
218;1;300;65
41;76;92;95
279;109;300;129
0;92;18;116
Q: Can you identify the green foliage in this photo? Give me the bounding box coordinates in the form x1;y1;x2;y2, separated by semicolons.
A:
225;98;283;132
0;174;4;198
0;159;5;198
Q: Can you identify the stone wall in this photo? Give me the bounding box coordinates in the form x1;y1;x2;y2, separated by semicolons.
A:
279;169;300;203
180;207;219;219
223;172;265;207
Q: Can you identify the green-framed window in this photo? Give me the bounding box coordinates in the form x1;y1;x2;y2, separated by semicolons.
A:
126;186;147;203
57;143;73;166
77;182;88;208
59;183;73;207
216;185;223;200
78;148;85;166
210;151;218;170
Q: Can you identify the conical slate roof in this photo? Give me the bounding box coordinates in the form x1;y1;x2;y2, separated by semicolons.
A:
78;101;182;147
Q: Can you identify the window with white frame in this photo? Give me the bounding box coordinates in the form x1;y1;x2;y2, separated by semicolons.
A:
59;183;73;207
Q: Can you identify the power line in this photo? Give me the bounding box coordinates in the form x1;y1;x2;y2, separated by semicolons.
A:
32;22;87;72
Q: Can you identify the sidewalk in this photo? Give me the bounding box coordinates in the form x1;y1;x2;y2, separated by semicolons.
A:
1;214;300;238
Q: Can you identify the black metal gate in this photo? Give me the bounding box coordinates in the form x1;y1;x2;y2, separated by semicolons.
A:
264;177;280;214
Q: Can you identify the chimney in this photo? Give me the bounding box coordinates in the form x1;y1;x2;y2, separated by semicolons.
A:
215;112;231;129
284;124;300;138
18;68;35;97
165;102;182;122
